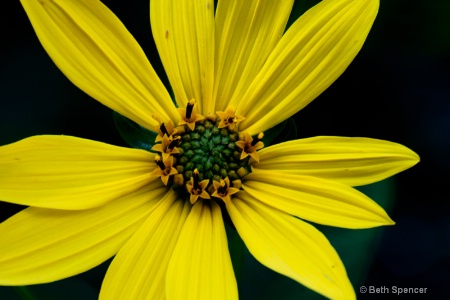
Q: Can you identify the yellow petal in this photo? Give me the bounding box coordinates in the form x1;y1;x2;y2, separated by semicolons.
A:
227;193;355;300
151;0;214;115
244;169;394;228
100;190;190;300
238;0;379;135
214;0;294;112
166;200;238;300
20;0;178;130
254;136;420;186
0;135;156;210
0;181;168;285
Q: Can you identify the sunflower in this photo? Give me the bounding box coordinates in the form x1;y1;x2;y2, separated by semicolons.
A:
0;0;419;299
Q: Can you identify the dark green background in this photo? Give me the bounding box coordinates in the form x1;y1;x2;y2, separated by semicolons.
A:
1;0;449;299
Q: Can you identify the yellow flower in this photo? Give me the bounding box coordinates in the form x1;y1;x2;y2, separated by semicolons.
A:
0;0;419;299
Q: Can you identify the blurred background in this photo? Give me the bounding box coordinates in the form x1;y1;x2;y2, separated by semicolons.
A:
0;0;449;299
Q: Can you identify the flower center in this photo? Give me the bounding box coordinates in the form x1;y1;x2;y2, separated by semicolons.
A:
152;103;263;204
177;119;250;181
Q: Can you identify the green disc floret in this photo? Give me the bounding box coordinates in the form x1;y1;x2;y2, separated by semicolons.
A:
175;119;251;183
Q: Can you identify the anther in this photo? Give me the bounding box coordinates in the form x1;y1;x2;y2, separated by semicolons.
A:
168;136;181;150
235;131;265;162
160;123;169;137
251;132;264;146
212;177;240;203
186;168;210;204
151;156;178;186
177;99;205;131
152;114;177;142
155;156;166;170
151;135;181;162
217;180;228;195
216;107;245;130
192;169;201;190
186;99;195;119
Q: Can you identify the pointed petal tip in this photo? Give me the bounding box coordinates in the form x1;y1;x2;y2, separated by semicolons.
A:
20;0;177;129
397;142;420;162
410;150;421;164
255;136;420;187
358;210;396;228
227;194;356;300
244;169;397;230
395;144;420;172
238;0;382;134
372;213;395;227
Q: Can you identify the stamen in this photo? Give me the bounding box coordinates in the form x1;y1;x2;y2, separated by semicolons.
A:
152;114;163;124
193;169;201;190
168;136;181;150
151;135;181;162
186;99;195;119
235;131;265;162
251;132;264;146
151;156;178;185
177;99;205;131
155;156;166;170
217;180;228;195
152;114;177;142
212;177;239;203
160;123;169;137
186;168;210;204
216;107;245;130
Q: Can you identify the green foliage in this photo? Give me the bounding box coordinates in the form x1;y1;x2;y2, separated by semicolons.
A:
262;117;298;147
113;112;157;151
1;278;98;300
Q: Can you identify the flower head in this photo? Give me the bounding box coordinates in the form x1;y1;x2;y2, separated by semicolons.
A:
0;0;419;299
